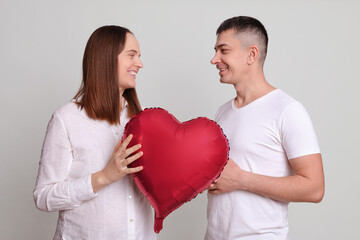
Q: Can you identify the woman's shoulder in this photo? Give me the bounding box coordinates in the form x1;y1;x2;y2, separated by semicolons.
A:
53;100;85;120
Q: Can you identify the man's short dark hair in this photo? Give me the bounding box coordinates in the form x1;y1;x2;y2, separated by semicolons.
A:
217;16;269;64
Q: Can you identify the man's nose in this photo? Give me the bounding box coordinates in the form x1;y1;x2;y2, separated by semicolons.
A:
211;53;220;65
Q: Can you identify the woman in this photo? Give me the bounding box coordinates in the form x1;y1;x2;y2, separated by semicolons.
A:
33;26;156;239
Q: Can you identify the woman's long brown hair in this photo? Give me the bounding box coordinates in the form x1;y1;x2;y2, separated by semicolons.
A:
74;25;142;124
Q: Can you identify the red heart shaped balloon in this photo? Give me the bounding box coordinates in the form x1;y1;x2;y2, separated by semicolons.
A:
123;108;229;233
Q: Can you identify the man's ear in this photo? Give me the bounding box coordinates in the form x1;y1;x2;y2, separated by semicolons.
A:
247;46;259;65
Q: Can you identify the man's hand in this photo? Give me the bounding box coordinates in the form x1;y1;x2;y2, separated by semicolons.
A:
208;158;244;194
208;153;324;203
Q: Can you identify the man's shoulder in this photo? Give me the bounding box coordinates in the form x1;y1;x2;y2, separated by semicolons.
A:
268;89;299;111
218;98;234;111
215;98;234;117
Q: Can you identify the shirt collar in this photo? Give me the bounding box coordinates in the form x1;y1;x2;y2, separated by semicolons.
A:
121;96;128;108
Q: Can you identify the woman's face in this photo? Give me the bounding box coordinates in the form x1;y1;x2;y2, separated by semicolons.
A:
117;33;143;91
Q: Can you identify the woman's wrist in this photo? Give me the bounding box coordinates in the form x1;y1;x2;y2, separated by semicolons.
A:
91;170;111;193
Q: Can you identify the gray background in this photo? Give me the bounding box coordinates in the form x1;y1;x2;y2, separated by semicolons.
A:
1;0;359;239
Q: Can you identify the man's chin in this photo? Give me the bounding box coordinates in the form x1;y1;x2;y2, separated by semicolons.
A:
220;78;233;84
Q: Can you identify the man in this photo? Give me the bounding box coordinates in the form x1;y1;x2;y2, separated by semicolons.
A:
205;16;325;240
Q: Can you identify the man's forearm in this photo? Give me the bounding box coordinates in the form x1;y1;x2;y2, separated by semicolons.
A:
241;154;324;203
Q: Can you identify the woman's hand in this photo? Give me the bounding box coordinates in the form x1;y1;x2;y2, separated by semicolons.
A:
91;134;143;193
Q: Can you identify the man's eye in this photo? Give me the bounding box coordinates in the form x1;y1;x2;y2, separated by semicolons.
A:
221;49;229;53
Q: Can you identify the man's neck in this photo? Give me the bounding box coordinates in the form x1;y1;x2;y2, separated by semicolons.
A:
233;72;275;109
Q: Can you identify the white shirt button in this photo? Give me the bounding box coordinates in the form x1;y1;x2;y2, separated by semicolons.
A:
128;195;133;199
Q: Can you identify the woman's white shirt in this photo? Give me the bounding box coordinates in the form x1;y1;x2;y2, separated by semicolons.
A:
33;101;156;240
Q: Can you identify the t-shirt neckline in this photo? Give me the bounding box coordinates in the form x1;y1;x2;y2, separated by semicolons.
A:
231;88;280;111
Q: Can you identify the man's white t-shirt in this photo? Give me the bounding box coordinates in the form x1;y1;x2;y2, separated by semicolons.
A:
205;89;320;240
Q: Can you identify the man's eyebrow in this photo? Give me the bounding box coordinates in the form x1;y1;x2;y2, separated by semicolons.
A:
214;44;228;50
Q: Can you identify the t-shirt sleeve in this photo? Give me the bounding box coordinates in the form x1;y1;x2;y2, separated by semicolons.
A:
280;102;320;160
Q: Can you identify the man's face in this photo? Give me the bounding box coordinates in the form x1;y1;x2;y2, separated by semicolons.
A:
211;29;248;84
